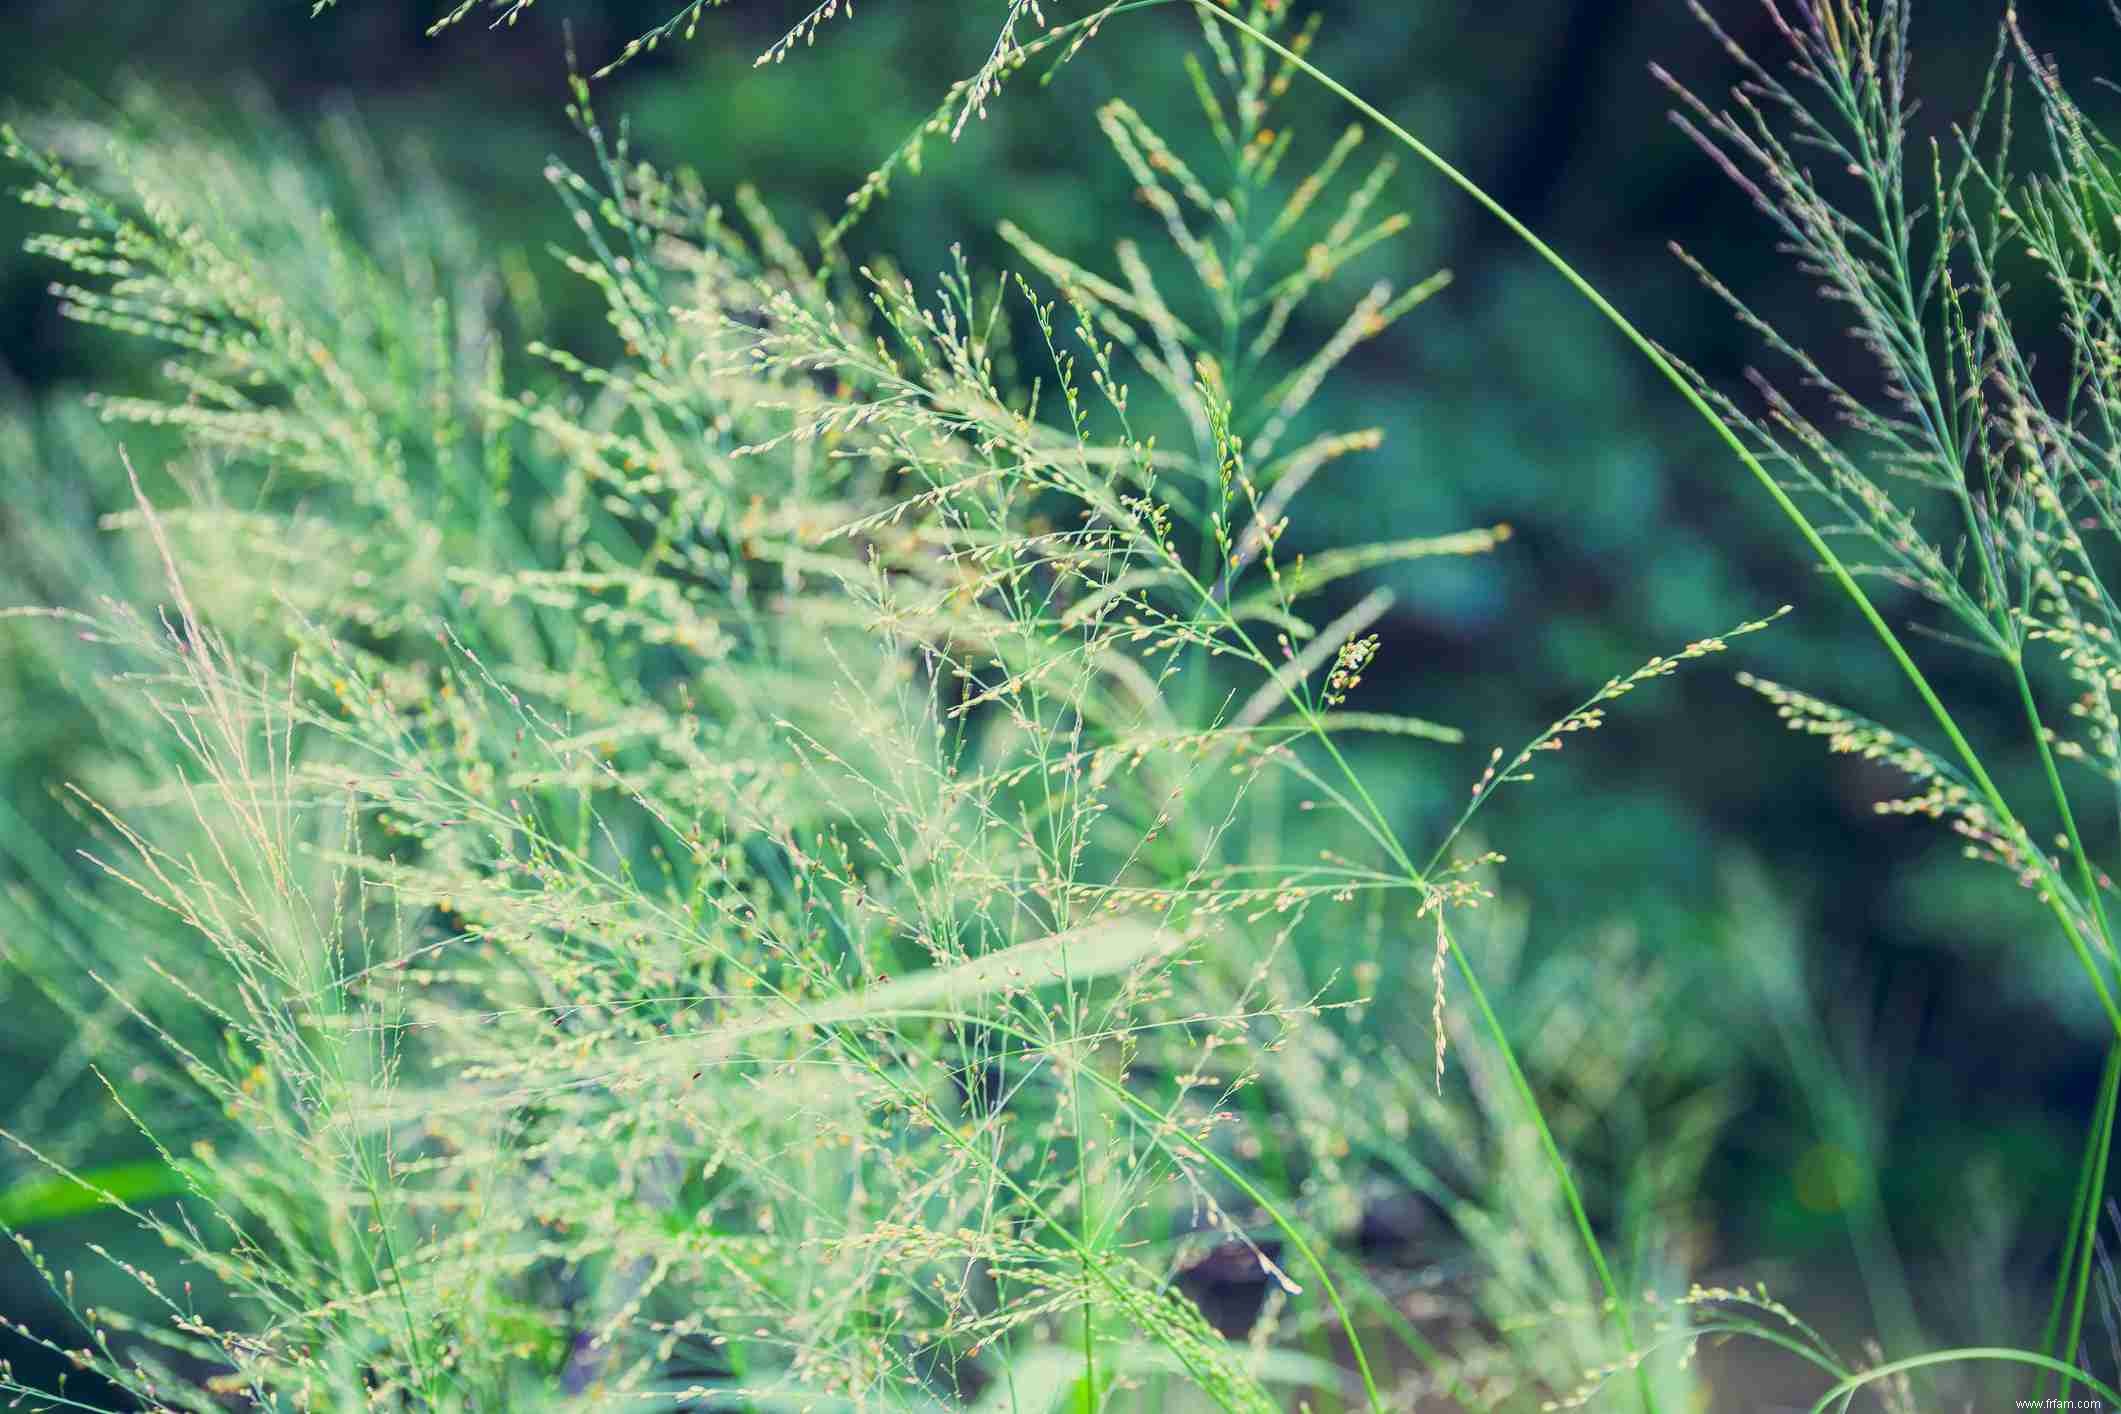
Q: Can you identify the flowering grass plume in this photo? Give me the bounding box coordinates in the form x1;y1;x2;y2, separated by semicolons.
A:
0;10;1822;1409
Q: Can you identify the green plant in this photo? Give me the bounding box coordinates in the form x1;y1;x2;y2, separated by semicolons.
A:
1650;2;2121;1403
0;12;1773;1409
1182;0;2121;1403
759;0;2121;1403
18;0;2121;1408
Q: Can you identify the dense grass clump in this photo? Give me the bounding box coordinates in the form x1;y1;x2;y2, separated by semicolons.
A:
0;14;1766;1408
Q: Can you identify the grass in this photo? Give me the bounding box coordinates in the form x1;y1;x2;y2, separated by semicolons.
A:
4;0;2121;1409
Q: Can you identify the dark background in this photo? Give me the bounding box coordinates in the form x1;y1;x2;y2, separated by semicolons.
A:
7;0;2121;1402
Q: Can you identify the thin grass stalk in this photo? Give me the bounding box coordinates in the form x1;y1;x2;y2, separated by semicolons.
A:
2060;1044;2121;1408
1069;1064;1383;1411
1807;1347;2121;1414
2041;1044;2118;1398
2011;652;2119;970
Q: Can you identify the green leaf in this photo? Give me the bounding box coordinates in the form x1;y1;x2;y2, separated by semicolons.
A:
0;1159;187;1228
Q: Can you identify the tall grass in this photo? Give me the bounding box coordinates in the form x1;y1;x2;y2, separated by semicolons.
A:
1148;0;2121;1405
0;12;1774;1409
1649;3;2121;1403
851;0;2121;1401
8;0;2121;1408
